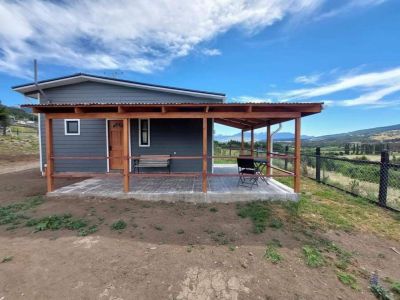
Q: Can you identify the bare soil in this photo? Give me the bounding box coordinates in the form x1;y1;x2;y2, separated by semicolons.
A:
0;169;399;299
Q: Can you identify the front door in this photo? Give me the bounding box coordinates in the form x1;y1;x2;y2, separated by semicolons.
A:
108;120;124;170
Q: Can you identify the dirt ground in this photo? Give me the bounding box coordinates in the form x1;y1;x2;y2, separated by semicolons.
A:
0;168;399;299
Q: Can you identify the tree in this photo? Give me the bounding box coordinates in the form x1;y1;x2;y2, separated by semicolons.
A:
0;103;10;135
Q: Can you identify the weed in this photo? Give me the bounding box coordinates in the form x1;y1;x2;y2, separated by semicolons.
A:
65;218;88;230
26;214;74;231
1;256;13;263
6;225;18;231
177;229;184;234
0;196;44;226
154;225;163;231
110;220;127;231
370;285;393;300
269;239;282;248
209;207;218;213
78;225;98;236
391;281;400;295
187;245;193;253
264;245;282;264
378;253;386;259
237;202;270;234
269;218;283;229
302;245;325;268
228;245;236;251
337;271;358;290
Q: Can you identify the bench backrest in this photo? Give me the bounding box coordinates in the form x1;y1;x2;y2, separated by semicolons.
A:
139;155;170;161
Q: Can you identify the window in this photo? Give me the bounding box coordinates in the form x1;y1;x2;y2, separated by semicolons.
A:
64;119;80;135
139;119;150;147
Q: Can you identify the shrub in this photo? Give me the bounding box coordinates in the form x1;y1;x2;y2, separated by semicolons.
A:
302;245;325;268
110;220;127;231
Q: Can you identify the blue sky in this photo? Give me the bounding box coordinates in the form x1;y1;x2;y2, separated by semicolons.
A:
1;0;399;136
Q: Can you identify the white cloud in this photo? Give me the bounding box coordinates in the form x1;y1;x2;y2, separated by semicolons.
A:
0;0;323;78
230;95;272;103
270;67;400;107
294;74;321;85
202;48;222;56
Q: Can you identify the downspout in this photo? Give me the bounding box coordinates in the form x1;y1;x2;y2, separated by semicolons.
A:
270;123;282;168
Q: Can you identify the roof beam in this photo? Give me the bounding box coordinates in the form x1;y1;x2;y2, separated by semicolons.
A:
46;111;301;120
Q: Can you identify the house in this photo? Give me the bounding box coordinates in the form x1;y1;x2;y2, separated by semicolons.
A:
14;73;322;201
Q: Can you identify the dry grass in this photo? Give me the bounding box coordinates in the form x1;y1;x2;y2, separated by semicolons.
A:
284;178;400;241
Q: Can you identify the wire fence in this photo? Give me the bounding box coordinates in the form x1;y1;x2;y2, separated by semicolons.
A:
215;145;400;211
300;150;400;212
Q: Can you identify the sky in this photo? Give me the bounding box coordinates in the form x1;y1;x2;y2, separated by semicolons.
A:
0;0;399;137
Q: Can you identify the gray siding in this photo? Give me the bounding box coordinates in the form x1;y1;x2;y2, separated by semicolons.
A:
37;81;222;104
41;117;213;173
131;119;213;173
41;116;107;172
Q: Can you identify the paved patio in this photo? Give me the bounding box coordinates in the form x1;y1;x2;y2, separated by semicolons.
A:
48;165;297;203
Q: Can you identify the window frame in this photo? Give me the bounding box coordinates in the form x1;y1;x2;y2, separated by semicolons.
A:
64;119;81;136
138;118;150;147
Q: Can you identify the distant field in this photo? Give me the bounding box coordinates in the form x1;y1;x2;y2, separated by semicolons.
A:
0;133;39;156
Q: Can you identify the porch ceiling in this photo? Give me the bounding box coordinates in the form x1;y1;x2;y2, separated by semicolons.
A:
22;102;323;130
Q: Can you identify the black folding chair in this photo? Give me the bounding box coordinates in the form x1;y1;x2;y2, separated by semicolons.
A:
237;157;259;189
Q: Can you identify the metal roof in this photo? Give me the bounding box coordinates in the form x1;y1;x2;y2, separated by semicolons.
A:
12;73;225;99
22;102;324;106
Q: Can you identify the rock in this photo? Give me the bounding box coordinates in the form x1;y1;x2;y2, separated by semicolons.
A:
240;259;248;269
248;252;254;256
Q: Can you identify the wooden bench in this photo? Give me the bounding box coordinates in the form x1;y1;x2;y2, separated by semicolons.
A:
133;155;171;173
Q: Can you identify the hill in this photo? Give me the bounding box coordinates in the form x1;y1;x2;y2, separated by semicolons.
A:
310;123;400;143
215;123;400;144
214;131;313;142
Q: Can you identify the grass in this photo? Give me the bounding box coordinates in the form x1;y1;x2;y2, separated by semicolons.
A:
277;178;400;241
78;225;98;236
237;202;270;234
0;196;44;226
26;214;89;232
264;241;283;264
1;256;13;263
337;271;359;290
110;220;127;231
391;281;400;295
154;225;163;231
302;245;325;268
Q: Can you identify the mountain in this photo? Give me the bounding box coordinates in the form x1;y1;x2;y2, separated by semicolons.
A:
215;123;400;144
214;131;313;142
309;123;400;143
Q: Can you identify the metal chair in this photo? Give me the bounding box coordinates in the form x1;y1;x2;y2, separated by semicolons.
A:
237;157;259;189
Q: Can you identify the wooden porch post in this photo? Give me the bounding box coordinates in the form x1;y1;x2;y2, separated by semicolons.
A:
202;118;208;193
240;129;244;155
266;124;271;176
294;117;301;193
250;127;254;157
123;118;130;192
45;115;54;192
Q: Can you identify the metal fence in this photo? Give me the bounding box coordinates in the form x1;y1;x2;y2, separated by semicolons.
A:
215;145;400;211
301;148;400;212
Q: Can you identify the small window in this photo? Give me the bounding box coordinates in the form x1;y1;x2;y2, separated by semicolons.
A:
139;119;150;147
64;119;80;135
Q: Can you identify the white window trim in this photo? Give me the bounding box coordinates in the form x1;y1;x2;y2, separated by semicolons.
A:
64;119;80;135
138;119;150;147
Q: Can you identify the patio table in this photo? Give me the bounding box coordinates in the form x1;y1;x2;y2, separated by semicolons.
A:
253;158;269;184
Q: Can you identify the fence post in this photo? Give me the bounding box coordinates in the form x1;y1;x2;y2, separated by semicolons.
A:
284;145;289;170
316;147;321;183
378;150;389;207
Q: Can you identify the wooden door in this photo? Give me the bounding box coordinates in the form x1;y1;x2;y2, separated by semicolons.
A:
108;120;124;170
